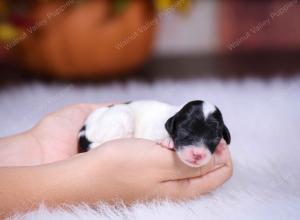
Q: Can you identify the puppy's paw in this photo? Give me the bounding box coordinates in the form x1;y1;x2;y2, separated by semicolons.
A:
158;137;175;150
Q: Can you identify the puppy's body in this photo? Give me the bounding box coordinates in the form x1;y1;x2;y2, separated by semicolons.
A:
80;101;179;148
79;100;231;167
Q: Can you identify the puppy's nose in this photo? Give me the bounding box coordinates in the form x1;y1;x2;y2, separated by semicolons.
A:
177;146;212;167
192;149;207;161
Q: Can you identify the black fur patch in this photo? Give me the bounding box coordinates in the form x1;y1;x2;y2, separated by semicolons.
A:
165;100;230;153
78;135;92;153
80;125;86;132
108;101;131;108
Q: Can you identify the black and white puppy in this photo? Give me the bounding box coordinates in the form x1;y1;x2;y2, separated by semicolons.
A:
79;100;231;168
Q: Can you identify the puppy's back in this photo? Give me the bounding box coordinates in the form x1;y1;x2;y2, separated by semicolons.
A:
129;100;179;140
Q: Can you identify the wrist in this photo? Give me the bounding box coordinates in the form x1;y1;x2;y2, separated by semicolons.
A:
69;146;135;204
0;131;42;167
37;151;116;207
71;150;116;203
0;156;87;217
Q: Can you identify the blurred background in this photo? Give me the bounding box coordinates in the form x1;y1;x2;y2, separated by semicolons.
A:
1;0;300;82
0;0;299;137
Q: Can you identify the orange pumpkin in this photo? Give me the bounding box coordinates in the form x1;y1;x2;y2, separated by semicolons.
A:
16;1;156;80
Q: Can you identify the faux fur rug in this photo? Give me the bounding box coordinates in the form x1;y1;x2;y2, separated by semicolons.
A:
1;76;300;220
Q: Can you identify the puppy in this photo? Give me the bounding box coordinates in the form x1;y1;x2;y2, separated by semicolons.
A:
79;100;231;168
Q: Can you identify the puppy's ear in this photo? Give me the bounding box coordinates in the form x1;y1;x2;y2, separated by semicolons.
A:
165;116;176;134
223;125;231;145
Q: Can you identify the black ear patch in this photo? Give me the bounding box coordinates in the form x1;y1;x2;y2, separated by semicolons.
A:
223;125;231;145
165;116;176;135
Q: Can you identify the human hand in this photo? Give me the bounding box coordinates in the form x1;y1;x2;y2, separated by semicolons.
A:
76;138;233;203
17;1;155;79
0;104;232;215
0;138;232;218
29;103;114;164
0;103;113;166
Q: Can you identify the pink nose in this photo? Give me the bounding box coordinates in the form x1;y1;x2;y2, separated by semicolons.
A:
191;149;207;161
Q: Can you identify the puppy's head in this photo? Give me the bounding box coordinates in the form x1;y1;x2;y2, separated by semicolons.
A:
165;100;231;168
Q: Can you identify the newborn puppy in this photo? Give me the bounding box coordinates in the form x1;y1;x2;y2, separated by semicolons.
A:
79;100;231;168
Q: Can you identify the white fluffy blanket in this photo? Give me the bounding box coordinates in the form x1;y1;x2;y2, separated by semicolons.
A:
1;77;300;220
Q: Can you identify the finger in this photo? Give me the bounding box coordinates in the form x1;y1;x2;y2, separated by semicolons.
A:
94;137;230;183
214;146;230;167
179;150;233;199
159;160;233;200
95;138;232;201
157;149;233;199
215;138;227;154
156;146;231;182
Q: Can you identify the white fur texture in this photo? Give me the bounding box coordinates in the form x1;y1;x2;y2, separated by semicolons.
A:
202;101;216;119
85;101;177;148
1;76;300;220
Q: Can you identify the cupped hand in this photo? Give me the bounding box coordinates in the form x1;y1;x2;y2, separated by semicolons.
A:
28;103;111;164
28;103;232;202
77;138;233;203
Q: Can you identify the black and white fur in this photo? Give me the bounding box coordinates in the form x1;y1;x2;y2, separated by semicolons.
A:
79;100;231;167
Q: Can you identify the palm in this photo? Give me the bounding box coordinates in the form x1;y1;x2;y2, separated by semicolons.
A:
30;104;103;163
